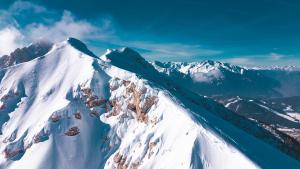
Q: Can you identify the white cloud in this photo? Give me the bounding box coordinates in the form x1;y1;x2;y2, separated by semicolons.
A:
9;0;47;14
269;53;285;60
222;52;290;67
0;0;221;60
0;27;24;56
124;41;222;59
223;58;254;66
0;0;48;27
25;11;106;43
0;1;114;54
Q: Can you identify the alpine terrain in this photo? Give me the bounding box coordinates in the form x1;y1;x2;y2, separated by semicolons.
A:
0;38;299;169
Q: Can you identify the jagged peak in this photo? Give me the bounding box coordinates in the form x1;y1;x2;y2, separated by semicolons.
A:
153;60;247;75
105;47;143;59
0;38;98;70
4;39;53;57
47;37;98;58
0;40;53;69
65;37;98;58
101;47;146;64
101;47;162;81
252;65;300;71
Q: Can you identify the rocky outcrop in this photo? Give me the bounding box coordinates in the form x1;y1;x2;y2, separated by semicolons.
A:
0;40;52;69
64;126;80;136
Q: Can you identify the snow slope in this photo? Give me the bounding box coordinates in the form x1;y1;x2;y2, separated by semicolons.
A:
0;38;110;169
0;38;299;169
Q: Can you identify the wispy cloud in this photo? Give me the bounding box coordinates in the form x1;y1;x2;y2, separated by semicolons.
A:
0;0;48;27
0;0;221;59
0;0;50;55
123;41;222;59
0;27;24;55
0;1;114;55
222;52;293;67
24;11;112;43
269;52;285;60
223;58;254;66
9;0;47;14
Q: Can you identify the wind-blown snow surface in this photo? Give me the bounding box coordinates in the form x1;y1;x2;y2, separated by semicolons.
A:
0;39;299;169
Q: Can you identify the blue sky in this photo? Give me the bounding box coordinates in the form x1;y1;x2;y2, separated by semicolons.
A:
0;0;300;66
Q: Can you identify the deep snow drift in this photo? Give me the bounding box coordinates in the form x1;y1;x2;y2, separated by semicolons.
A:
0;38;299;169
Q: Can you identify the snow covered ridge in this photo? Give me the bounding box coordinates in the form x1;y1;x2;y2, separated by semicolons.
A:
152;60;246;75
0;38;299;169
0;40;53;69
151;60;300;159
103;45;300;162
152;60;300;97
252;65;300;71
152;60;247;84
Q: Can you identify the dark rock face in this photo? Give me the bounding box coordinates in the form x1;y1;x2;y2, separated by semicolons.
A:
0;40;53;69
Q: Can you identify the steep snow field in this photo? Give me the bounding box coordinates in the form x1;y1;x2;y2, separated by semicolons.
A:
0;39;110;169
0;38;299;169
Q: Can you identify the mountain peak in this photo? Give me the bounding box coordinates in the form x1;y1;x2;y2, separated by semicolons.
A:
101;47;161;80
109;47;142;58
0;40;53;69
102;47;145;63
118;46;137;53
66;37;97;58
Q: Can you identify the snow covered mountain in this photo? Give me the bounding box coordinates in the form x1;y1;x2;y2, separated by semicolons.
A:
0;40;53;69
153;60;300;160
0;38;300;169
152;61;300;98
